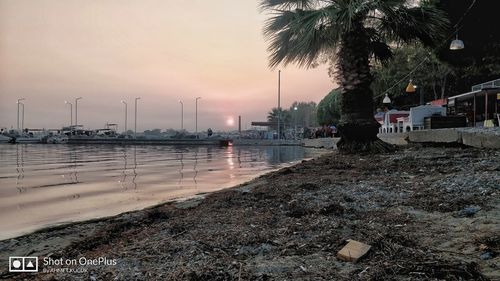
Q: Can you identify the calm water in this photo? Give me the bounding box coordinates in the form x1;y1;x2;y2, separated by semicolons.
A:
0;144;326;239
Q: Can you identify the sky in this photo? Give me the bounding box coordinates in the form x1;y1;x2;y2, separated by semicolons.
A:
0;0;336;132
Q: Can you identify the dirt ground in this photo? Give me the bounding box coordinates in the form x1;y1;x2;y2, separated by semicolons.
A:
1;146;499;280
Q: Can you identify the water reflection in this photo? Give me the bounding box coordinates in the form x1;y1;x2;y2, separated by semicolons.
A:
132;146;138;189
206;147;213;163
266;146;304;164
119;147;127;189
193;147;199;185
16;145;25;193
70;146;79;184
0;144;327;240
178;149;184;184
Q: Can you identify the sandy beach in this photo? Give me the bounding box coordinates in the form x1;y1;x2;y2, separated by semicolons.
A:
1;146;498;280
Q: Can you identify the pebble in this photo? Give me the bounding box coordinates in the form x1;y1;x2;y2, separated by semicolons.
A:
480;252;493;260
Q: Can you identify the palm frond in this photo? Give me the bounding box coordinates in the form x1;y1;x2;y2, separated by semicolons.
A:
260;0;318;10
378;5;449;47
369;41;393;62
264;7;341;68
365;27;393;62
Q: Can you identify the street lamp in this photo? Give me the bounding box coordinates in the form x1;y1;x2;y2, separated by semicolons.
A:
134;97;141;138
16;98;25;131
179;100;184;130
75;97;82;127
121;100;127;133
277;70;281;140
19;102;25;132
293;106;298;140
195;97;201;138
65;101;73;126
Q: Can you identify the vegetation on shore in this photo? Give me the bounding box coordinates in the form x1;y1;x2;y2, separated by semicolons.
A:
261;0;448;153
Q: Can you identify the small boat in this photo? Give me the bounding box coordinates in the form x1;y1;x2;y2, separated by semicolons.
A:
46;134;69;144
0;135;13;143
12;135;43;144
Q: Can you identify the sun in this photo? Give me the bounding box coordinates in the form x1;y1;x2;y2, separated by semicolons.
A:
226;117;235;126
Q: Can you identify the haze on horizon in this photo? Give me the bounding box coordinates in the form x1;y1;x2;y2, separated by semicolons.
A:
0;0;336;132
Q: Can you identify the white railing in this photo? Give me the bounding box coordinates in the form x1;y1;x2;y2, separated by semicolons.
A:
471;78;500;91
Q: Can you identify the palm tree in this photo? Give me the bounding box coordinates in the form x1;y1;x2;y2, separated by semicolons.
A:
267;107;291;130
261;0;448;153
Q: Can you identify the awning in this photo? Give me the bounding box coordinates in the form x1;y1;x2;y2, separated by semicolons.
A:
447;88;500;105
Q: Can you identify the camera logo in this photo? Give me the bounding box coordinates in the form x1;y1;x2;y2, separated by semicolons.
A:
9;257;38;272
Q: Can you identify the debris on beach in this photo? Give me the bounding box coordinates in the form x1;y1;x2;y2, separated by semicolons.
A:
0;146;498;280
337;240;371;262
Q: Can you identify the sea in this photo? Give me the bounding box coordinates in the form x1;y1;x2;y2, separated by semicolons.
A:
0;144;327;239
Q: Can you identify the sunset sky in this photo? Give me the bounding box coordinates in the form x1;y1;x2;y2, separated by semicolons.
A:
0;0;336;132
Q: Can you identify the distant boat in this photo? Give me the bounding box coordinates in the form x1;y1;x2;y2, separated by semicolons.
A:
11;136;42;144
0;135;12;143
46;134;68;144
9;130;48;144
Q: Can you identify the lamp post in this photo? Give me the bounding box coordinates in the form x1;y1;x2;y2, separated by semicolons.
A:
179;100;184;130
16;98;25;131
277;70;281;141
195;97;201;138
75;97;82;127
20;102;25;131
65;101;73;126
293;106;298;140
121;100;127;133
134;97;141;139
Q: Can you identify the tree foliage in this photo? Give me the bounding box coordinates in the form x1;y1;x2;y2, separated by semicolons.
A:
267;107;291;130
288;101;318;128
434;0;500;92
371;44;453;107
317;89;341;126
261;0;448;153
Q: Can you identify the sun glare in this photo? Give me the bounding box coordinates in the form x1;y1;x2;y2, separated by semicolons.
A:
226;117;235;126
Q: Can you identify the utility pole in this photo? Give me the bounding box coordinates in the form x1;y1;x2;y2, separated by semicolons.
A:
16;98;25;131
134;97;141;138
121;100;128;133
195;97;201;139
277;70;281;141
21;102;25;131
75;97;82;127
179;100;184;130
65;101;73;127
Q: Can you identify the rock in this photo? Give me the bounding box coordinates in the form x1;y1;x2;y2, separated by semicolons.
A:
480;251;493;260
456;206;481;217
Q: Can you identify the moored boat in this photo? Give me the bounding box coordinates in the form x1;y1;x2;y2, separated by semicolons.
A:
0;135;13;143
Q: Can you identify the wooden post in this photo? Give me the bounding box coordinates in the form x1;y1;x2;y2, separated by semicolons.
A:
473;93;476;127
238;116;241;134
485;92;488;120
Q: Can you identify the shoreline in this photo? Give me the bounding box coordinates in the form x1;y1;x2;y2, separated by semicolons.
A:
1;146;498;280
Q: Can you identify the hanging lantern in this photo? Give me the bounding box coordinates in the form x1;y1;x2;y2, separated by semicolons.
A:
406;79;416;93
383;94;391;104
450;33;465;50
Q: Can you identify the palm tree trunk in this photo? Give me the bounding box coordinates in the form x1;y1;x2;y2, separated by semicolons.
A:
336;22;393;153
